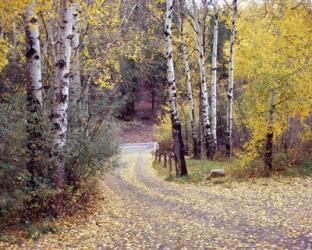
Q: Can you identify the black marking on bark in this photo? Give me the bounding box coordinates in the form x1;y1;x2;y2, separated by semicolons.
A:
50;112;61;120
56;92;68;104
53;122;62;131
56;59;66;69
30;17;38;24
26;48;37;58
215;12;219;21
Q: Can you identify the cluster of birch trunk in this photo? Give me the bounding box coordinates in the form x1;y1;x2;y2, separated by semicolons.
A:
164;0;237;176
25;0;82;187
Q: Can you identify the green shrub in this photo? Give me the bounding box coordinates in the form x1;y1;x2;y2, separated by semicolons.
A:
0;96;118;227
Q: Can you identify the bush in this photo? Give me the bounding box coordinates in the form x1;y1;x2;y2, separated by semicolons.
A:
0;95;118;228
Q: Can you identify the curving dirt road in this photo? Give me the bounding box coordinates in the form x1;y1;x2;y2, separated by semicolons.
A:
7;143;312;249
102;143;312;249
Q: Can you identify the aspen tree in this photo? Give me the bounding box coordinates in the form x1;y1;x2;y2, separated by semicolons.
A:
192;0;213;159
226;0;237;160
176;0;198;159
165;0;187;177
211;0;218;155
264;89;276;175
51;0;74;186
25;1;43;175
70;3;81;112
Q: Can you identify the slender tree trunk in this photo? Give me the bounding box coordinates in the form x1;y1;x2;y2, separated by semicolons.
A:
192;0;213;159
46;18;57;65
177;0;198;159
82;74;92;117
70;3;81;112
211;0;219;156
51;0;74;187
25;2;43;176
12;21;17;66
165;0;187;177
264;89;276;176
198;84;204;159
226;0;237;160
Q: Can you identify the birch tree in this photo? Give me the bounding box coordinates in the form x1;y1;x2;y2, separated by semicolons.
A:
165;0;187;177
70;3;81;112
51;0;74;186
211;0;219;155
191;0;213;159
25;2;43;175
176;0;198;159
264;89;276;176
226;0;237;160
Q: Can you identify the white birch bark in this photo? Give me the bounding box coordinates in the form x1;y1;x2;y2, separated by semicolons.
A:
192;0;213;159
51;0;74;185
25;2;43;175
70;3;81;110
226;0;237;160
165;0;187;176
176;0;198;158
211;0;219;153
25;3;43;108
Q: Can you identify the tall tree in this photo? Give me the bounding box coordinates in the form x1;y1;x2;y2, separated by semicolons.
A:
70;3;81;113
211;0;219;156
165;0;187;177
25;1;43;175
176;0;198;159
51;0;74;187
226;0;237;160
12;21;17;66
191;0;213;159
264;89;276;175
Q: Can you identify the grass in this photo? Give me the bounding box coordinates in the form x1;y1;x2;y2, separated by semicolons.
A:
153;156;312;185
283;158;312;177
153;157;245;185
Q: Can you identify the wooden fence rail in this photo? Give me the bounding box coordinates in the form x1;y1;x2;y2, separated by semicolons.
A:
154;149;177;176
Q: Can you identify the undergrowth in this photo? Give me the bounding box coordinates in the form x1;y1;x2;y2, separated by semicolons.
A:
153;156;312;185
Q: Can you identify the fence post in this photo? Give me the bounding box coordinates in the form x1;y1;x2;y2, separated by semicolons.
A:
169;153;172;176
158;150;162;162
175;154;178;177
154;149;158;162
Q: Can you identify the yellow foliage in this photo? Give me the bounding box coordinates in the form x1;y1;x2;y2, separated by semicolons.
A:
234;0;312;162
153;109;173;147
0;38;10;71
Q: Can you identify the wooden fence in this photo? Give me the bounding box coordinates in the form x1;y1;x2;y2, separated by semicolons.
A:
154;149;177;176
